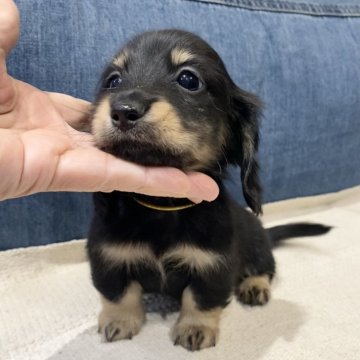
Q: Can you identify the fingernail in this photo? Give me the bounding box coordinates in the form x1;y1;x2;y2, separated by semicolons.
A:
191;179;219;202
189;198;203;204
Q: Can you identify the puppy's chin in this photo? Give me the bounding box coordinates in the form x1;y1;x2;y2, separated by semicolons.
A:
99;140;187;168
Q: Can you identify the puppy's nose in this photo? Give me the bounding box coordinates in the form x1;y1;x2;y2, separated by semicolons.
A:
111;105;143;131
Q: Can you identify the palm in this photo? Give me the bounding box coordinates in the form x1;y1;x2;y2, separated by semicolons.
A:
1;78;100;197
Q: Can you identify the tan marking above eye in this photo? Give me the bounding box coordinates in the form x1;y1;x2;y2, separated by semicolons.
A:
171;48;194;66
113;50;128;68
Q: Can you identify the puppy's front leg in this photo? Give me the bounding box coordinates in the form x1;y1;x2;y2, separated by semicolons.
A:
98;281;145;342
172;286;227;351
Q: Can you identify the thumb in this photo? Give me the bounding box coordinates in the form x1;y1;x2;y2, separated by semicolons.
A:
0;0;20;54
0;48;16;113
0;0;20;113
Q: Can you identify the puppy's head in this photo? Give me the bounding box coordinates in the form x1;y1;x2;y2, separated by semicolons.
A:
92;30;262;214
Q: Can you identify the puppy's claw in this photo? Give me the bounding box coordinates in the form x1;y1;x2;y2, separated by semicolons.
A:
238;287;270;305
105;325;120;342
172;324;218;351
99;318;143;343
174;337;180;346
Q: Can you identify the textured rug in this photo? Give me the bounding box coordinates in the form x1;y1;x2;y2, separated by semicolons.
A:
1;187;360;360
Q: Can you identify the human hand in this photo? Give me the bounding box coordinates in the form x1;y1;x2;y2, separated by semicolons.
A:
0;0;219;202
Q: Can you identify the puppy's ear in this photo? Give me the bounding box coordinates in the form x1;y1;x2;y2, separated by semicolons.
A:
227;86;262;215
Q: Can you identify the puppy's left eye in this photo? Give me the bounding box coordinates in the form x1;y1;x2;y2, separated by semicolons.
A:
105;73;122;89
177;70;203;91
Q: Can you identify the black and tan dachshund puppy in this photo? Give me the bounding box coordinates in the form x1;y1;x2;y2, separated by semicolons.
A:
87;30;330;351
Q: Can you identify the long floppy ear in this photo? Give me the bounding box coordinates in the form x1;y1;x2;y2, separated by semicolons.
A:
227;86;262;215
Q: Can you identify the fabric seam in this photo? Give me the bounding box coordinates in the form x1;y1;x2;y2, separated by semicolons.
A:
184;0;360;17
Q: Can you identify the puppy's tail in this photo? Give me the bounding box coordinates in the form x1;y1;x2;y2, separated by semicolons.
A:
267;223;332;246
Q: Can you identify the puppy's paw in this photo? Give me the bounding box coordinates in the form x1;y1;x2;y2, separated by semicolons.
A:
237;274;271;306
172;323;218;351
98;313;145;342
98;283;145;342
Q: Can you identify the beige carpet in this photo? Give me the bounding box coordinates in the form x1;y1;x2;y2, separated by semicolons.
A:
1;187;360;360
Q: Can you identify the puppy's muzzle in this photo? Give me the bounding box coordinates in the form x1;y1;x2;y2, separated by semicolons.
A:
110;90;155;132
111;104;144;131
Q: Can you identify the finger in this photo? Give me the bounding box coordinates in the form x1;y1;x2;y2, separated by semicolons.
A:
46;92;92;131
0;0;20;54
134;168;219;201
0;0;20;113
63;131;220;201
0;49;16;113
50;147;219;201
186;172;220;202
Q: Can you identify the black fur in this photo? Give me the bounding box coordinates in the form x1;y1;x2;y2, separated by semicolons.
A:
87;29;330;350
268;223;332;245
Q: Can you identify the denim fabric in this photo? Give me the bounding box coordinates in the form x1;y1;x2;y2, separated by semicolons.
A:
189;0;360;16
1;0;360;249
0;194;92;250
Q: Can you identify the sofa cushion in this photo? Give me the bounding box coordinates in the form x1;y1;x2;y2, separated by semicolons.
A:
1;0;360;249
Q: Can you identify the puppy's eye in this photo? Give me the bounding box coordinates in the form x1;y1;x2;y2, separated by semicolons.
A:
105;74;122;89
177;70;203;91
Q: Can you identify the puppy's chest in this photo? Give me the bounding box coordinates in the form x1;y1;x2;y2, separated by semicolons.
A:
96;196;231;292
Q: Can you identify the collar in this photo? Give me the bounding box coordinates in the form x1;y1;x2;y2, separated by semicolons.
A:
133;197;197;212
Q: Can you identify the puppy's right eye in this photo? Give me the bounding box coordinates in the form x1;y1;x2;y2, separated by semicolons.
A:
105;74;122;89
177;70;203;92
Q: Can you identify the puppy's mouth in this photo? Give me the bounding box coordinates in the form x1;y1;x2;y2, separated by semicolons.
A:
92;98;195;169
100;137;187;168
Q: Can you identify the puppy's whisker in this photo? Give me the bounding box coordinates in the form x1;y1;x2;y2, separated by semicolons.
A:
209;96;227;114
222;149;229;168
217;161;222;176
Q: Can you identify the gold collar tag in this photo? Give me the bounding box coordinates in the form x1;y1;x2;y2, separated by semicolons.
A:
133;197;196;212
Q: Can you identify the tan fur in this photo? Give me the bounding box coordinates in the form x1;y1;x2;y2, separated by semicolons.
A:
100;242;225;277
100;242;156;268
172;287;223;350
242;124;255;161
162;245;227;273
146;100;197;149
113;51;128;68
170;48;194;66
98;282;145;341
146;100;221;169
91;96;224;170
91;96;112;144
99;242;166;282
238;274;271;305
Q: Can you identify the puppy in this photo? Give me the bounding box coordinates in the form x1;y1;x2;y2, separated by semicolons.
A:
87;29;330;351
